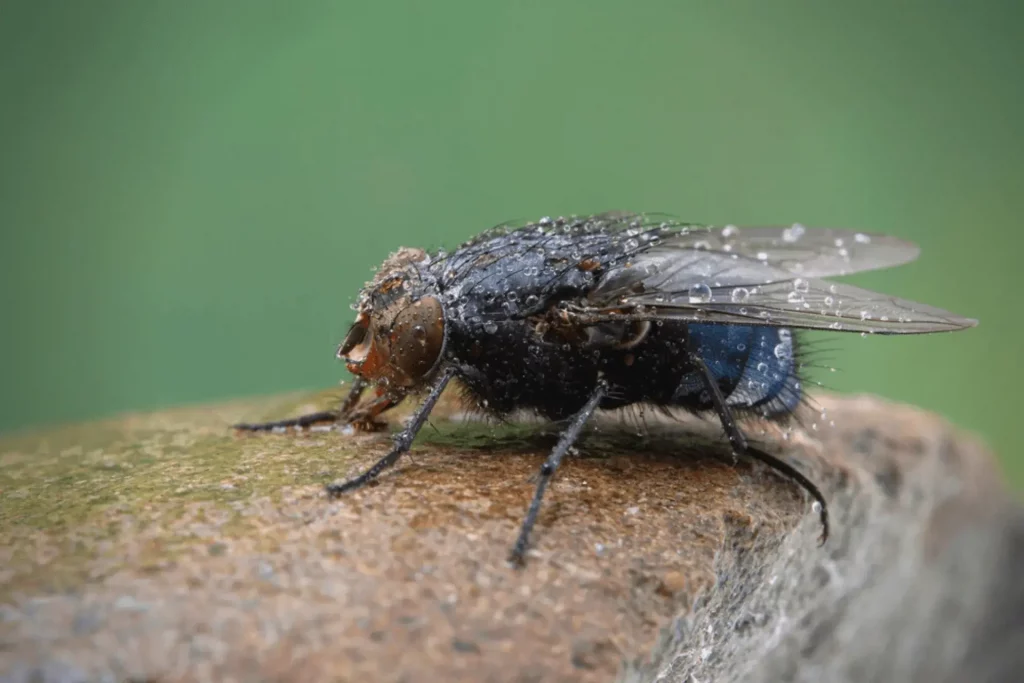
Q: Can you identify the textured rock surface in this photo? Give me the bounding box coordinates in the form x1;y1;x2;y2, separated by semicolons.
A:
0;387;1020;682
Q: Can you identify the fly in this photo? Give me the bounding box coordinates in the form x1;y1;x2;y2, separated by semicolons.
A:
235;212;977;565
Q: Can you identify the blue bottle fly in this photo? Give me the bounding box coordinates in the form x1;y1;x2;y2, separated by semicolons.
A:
237;212;976;565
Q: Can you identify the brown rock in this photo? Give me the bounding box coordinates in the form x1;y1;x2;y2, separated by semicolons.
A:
0;390;1019;682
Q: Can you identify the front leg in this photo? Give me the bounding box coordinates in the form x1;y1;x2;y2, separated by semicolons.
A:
325;367;455;496
234;376;393;432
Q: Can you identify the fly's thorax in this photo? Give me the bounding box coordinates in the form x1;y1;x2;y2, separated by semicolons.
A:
337;248;446;391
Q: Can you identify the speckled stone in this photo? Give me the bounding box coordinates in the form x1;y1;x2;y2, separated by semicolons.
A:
0;389;1019;682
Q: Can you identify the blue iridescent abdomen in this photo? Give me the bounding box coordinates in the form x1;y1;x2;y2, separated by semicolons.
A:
676;324;802;416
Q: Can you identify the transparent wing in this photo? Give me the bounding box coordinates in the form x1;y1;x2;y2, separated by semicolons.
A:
459;212;975;333
471;212;920;279
595;278;977;335
655;223;921;278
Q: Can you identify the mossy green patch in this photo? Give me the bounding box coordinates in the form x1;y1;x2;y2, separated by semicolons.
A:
0;390;385;599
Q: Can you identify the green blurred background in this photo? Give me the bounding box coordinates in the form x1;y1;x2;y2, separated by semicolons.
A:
1;1;1020;484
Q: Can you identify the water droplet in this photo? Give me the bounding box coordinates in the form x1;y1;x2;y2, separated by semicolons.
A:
693;240;712;250
731;287;750;303
829;321;842;330
737;343;746;351
793;278;810;293
782;223;806;243
482;322;498;334
834;237;845;248
721;225;738;238
756;251;769;261
525;294;539;306
688;283;713;303
624;238;640;250
756;362;769;373
824;295;835;306
854;232;871;244
786;291;804;304
506;291;518;302
774;342;791;360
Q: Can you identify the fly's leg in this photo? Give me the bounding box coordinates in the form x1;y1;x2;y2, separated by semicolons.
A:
233;409;341;432
234;376;381;432
325;367;454;497
508;380;608;566
342;392;401;433
690;354;829;544
337;375;371;415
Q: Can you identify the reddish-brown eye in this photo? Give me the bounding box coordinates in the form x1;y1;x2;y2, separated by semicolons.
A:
386;296;445;387
337;297;445;389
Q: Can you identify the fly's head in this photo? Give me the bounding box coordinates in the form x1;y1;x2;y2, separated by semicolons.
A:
337;247;445;393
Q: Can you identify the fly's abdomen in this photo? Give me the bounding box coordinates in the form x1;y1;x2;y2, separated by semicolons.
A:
675;324;802;417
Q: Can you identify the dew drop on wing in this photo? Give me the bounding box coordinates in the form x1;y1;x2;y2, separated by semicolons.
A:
688;283;713;303
782;223;806;243
731;287;750;303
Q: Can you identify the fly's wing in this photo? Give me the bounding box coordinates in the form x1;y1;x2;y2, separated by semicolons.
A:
656;223;922;278
597;278;976;334
583;222;975;335
474;212;920;279
457;212;975;334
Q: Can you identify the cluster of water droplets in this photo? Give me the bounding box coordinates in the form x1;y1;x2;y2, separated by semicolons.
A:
781;223;806;243
773;329;793;362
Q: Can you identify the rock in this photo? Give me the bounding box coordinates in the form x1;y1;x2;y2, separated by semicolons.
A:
0;389;1020;682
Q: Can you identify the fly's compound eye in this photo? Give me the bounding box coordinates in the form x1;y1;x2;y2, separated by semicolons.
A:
336;297;445;388
384;295;445;387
